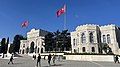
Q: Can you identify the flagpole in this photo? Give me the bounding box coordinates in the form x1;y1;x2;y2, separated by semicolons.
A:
64;4;66;30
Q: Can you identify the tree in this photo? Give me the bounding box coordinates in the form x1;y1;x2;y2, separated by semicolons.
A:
13;35;25;53
101;43;113;54
60;30;71;51
44;32;54;52
44;30;71;52
54;30;61;51
1;38;6;58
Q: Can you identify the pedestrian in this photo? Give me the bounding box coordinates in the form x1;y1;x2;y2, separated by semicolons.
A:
36;54;41;67
52;54;56;65
48;54;52;66
114;55;117;63
115;55;119;63
33;55;35;60
58;55;60;61
8;54;14;64
34;55;36;60
44;55;46;60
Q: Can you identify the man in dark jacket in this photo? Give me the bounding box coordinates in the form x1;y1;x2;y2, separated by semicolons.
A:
36;54;41;67
48;54;52;66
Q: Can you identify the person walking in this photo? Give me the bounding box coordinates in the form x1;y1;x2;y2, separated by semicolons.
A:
34;55;36;60
44;55;46;60
115;55;119;63
33;55;35;60
36;54;41;67
8;54;14;64
114;55;117;63
52;54;56;65
48;54;52;66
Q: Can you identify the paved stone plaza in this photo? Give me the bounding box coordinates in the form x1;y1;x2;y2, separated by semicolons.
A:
0;55;120;67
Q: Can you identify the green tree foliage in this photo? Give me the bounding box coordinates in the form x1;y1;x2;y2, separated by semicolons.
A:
0;38;9;54
101;43;113;54
45;32;55;52
60;30;71;51
45;30;71;52
0;38;9;58
54;30;61;51
13;35;25;53
1;38;6;55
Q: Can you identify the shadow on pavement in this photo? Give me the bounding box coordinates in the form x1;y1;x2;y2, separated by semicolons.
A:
42;64;63;67
14;54;23;57
13;62;23;65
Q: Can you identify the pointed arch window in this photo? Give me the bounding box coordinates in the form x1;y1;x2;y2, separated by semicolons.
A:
92;47;95;52
103;35;106;43
107;34;111;44
82;47;86;52
81;33;86;43
89;33;94;43
73;39;75;46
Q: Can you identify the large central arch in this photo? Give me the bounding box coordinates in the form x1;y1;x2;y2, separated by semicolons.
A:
30;41;35;53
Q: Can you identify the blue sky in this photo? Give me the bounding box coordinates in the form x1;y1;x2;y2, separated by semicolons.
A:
0;0;120;42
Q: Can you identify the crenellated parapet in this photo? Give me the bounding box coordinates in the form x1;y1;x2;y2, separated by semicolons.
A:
75;24;99;31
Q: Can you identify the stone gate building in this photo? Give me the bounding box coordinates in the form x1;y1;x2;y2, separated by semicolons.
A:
71;24;120;55
20;29;49;54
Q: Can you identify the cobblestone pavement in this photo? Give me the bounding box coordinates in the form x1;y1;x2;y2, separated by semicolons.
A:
0;55;120;67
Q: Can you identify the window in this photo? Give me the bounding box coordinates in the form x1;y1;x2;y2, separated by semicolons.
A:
103;35;106;43
23;44;25;48
89;33;94;43
107;34;111;44
82;47;86;52
78;48;79;53
73;39;75;46
74;49;76;53
81;33;86;43
92;47;95;52
77;33;79;44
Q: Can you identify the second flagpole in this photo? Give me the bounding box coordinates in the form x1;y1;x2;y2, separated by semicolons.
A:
64;4;66;30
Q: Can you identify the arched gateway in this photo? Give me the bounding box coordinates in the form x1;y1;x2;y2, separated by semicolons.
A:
30;42;35;53
20;28;48;54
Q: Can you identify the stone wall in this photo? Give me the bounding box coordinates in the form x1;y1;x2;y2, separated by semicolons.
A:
65;55;114;62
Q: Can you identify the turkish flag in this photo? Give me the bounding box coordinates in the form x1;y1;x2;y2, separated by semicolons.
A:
56;5;66;17
21;20;29;27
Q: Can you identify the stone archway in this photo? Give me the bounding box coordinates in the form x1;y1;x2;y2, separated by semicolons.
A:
30;41;35;53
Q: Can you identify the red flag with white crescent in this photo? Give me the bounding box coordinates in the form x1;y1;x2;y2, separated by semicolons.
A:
56;4;66;17
21;20;29;27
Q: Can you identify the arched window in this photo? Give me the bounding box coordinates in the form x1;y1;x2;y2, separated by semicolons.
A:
73;39;75;46
89;33;94;43
78;48;79;53
41;48;43;53
82;47;86;52
74;49;76;53
23;44;25;48
107;34;111;44
103;35;106;43
37;48;39;53
81;33;86;43
92;47;95;52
